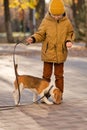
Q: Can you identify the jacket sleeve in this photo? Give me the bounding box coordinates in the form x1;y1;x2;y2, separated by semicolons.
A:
31;19;46;43
65;20;75;43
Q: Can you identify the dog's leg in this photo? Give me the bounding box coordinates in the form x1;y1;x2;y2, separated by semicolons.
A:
13;83;23;105
13;88;19;105
40;93;53;105
33;93;38;103
41;97;53;105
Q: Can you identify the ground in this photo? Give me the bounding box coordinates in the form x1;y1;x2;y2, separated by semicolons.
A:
0;42;87;130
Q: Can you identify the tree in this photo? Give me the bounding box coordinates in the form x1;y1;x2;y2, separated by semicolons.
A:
72;0;86;41
63;0;75;26
4;0;14;43
9;0;39;34
29;8;34;34
5;0;45;36
28;0;45;33
35;0;45;29
85;0;87;47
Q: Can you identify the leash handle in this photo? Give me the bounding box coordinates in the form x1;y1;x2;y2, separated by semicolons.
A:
16;38;29;46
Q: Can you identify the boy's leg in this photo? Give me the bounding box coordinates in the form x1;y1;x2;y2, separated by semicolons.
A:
42;62;53;82
54;63;64;93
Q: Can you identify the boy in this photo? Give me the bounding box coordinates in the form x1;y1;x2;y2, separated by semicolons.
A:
26;0;75;101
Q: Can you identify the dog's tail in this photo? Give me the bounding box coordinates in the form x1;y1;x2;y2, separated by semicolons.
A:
14;64;20;105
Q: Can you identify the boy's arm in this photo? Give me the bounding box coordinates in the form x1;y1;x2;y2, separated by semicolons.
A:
26;19;46;44
32;19;46;43
65;21;75;48
65;21;75;44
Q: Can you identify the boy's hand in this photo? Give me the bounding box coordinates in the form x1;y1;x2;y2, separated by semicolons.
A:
66;42;73;48
26;37;33;44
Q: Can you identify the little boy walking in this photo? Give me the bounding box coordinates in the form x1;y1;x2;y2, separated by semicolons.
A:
26;0;75;101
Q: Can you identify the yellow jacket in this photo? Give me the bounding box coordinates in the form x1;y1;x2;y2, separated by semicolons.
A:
32;13;75;63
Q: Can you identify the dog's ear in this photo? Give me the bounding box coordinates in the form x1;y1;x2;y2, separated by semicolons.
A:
51;93;54;97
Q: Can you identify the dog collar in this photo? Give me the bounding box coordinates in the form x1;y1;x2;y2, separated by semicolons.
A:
44;85;54;98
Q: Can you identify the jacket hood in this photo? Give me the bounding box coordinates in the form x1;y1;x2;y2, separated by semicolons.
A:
45;12;67;22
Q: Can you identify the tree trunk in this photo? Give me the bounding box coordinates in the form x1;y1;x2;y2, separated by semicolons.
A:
29;8;34;34
4;0;14;43
72;0;86;42
85;0;87;47
36;0;45;29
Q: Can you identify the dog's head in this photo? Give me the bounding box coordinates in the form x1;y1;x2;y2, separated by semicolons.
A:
52;88;62;104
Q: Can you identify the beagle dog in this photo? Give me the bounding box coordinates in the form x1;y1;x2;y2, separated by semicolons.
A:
13;64;62;105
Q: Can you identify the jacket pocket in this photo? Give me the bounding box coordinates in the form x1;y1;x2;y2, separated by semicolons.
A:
62;44;67;54
45;43;48;53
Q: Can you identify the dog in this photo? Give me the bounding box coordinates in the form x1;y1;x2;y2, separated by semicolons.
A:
13;64;62;105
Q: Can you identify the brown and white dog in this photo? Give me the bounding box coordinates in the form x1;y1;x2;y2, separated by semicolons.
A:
13;64;62;105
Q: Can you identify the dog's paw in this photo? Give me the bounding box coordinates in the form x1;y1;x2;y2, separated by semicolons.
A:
47;101;54;105
33;101;39;104
41;100;53;105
